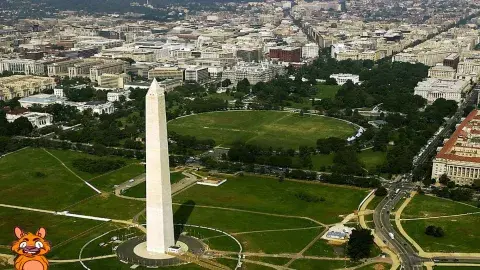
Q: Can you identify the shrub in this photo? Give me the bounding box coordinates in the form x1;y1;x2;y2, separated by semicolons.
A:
294;191;325;203
72;158;126;174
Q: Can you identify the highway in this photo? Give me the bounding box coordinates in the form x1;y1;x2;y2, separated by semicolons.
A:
374;177;424;270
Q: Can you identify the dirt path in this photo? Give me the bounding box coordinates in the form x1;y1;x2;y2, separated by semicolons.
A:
401;211;480;221
284;227;329;267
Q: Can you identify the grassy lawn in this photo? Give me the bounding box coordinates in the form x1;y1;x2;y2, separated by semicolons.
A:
309;150;385;172
50;258;205;269
290;259;360;270
123;172;184;198
247;256;291;265
0;207;107;259
304;239;344;257
310;153;335;171
315;84;341;99
401;214;480;253
88;164;145;191
357;263;391;270
0;148;97;210
67;193;145;220
402;194;478;219
173;175;368;224
168;111;356;149
358;149;387;172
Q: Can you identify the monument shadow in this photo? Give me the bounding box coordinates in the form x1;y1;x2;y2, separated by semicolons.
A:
173;200;195;241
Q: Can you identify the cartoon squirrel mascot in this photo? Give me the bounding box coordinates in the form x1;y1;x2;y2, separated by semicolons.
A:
11;227;50;270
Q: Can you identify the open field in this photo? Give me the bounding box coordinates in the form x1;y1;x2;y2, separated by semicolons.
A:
88;164;144;191
123;171;184;198
173;174;368;224
168;111;357;148
309;149;386;172
304;239;344;257
358;149;387;172
315;84;342;99
0;148;97;210
357;263;391;270
290;259;360;269
402;195;479;219
401;214;480;253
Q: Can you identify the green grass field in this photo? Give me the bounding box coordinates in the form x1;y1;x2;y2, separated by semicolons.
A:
401;194;480;253
123;172;184;198
304;239;344;257
357;263;391;269
168;111;357;148
309;149;386;172
173;174;368;224
315;84;341;99
401;214;480;253
402;195;478;219
289;259;360;270
0;148;97;210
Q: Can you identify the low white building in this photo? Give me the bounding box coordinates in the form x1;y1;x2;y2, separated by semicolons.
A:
19;94;115;115
329;73;360;85
184;66;210;83
428;64;456;79
6;112;53;128
414;78;471;104
302;43;319;59
107;90;130;102
54;88;64;98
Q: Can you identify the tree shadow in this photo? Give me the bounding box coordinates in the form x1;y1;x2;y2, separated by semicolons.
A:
173;200;195;241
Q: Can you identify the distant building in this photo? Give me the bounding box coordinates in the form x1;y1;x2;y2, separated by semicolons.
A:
443;53;460;70
302;43;319;59
222;61;286;85
428;65;456;79
89;61;125;82
6;112;53;128
413;78;470;104
432;110;480;185
98;73;131;88
329;73;360;85
107;89;130;102
269;47;301;63
184;66;209;83
0;75;56;101
18;94;114;115
148;67;185;81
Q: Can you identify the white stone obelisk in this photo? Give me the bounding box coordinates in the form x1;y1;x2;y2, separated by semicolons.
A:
146;78;175;254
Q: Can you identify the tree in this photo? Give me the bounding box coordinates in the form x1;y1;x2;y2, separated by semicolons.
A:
425;225;436;236
10;117;33;136
439;174;450;185
325;78;337;85
423;177;435;187
434;227;445;237
375;186;388;196
346;228;374;261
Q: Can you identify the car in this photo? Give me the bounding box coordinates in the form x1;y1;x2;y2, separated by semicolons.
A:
128;179;135;183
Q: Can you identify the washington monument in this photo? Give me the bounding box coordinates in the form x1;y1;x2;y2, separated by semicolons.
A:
145;79;175;254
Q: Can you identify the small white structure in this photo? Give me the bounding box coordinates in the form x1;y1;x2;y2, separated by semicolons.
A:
54;88;64;98
329;73;360;85
322;224;354;241
107;89;131;102
167;246;182;254
6;112;53;128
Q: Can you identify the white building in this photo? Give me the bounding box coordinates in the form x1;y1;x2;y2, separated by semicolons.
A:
18;94;115;115
54;88;64;98
302;43;319;59
184;66;209;83
107;90;131;102
329;73;360;85
414;78;471;104
222;62;285;85
6;112;53;128
98;73;131;88
0;59;47;75
428;65;456;79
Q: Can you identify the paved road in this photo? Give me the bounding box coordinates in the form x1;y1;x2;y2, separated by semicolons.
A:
374;177;424;270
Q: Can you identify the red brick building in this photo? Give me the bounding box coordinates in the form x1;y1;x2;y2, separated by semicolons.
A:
269;47;301;63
